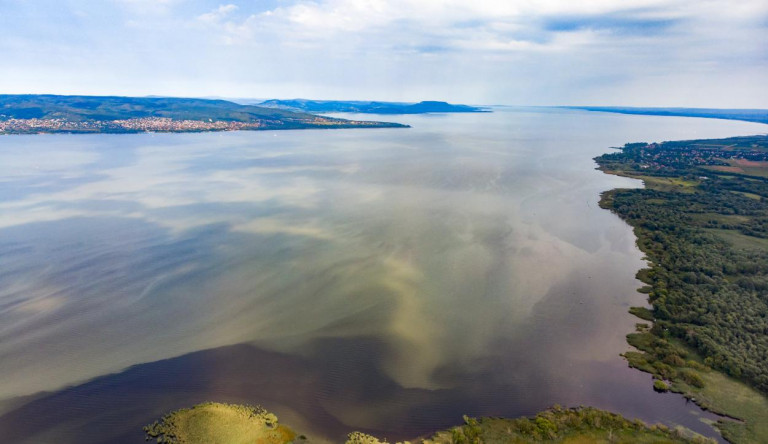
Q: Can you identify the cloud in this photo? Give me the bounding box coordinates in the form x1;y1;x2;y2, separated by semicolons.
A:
114;0;183;15
197;4;238;23
0;0;766;105
191;0;732;54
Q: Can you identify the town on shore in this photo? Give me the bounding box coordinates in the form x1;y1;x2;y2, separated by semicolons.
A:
0;94;410;135
0;115;403;135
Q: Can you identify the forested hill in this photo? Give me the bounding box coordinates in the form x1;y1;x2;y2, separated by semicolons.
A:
0;95;313;121
0;95;407;133
256;99;487;114
596;135;768;442
567;106;768;125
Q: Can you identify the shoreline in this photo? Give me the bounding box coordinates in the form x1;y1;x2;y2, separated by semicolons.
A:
143;403;715;444
594;135;768;443
565;106;768;126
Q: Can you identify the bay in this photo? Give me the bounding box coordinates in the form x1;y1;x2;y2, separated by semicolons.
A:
0;108;764;443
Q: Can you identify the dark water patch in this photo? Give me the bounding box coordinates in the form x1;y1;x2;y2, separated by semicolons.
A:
0;344;337;444
0;337;727;444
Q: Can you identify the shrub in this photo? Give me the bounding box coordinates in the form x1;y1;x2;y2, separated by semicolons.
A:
654;380;670;392
678;369;705;388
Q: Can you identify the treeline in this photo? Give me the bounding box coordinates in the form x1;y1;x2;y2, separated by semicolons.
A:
596;136;768;394
609;190;768;388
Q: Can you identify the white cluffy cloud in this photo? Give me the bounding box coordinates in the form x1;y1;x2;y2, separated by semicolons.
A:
115;0;183;15
0;0;766;106
197;3;238;23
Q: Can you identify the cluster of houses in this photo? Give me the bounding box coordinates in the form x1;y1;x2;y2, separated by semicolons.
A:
0;117;268;134
634;142;768;171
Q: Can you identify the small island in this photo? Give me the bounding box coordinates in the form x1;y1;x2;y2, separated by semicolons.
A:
255;99;487;114
0;95;408;135
144;403;714;444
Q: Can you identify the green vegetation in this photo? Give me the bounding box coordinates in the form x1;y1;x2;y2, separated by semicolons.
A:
347;432;389;444
621;326;768;443
629;306;654;321
352;406;713;444
420;407;715;444
147;404;713;444
595;135;768;443
0;94;307;122
143;402;296;444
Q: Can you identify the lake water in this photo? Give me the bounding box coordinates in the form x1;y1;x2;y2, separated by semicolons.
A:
0;108;765;443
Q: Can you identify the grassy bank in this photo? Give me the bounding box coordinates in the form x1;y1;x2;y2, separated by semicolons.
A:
409;406;712;444
143;402;296;444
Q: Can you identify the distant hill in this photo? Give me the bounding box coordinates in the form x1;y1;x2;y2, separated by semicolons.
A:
565;106;768;125
0;95;321;121
0;95;407;134
256;99;487;114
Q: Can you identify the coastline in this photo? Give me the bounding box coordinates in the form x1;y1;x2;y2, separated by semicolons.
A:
565;107;768;126
594;137;768;443
144;403;714;444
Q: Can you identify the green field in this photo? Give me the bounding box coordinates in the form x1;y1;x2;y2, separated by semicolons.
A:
705;229;768;251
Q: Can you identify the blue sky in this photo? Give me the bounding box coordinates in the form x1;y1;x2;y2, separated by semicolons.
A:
1;0;766;106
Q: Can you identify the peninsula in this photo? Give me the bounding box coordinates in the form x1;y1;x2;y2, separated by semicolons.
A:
0;95;408;135
565;106;768;125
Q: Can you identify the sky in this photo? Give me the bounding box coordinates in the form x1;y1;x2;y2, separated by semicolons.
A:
0;0;767;106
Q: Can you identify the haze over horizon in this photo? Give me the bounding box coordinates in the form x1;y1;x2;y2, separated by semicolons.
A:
1;0;767;108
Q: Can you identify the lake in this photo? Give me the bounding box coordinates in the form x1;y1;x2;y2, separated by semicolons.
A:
0;108;764;443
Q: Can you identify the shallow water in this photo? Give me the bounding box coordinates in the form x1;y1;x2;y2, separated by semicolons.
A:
0;108;764;443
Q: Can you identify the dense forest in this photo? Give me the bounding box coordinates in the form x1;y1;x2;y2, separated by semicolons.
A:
0;94;324;122
596;135;768;394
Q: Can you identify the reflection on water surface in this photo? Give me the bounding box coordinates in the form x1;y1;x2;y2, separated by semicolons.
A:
1;108;762;443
